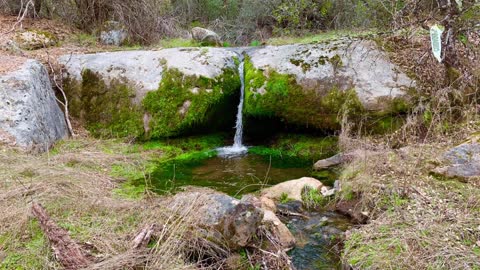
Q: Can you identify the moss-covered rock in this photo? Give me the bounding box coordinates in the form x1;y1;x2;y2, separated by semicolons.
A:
143;68;240;137
64;67;240;139
60;48;240;139
64;70;144;138
244;40;416;132
244;56;364;130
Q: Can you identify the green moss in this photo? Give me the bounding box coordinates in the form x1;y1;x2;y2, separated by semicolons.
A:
0;220;52;270
65;66;240;139
244;56;364;131
64;69;144;138
143;67;241;138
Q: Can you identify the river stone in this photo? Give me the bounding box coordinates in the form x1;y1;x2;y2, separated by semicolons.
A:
261;177;325;202
241;195;296;249
433;136;480;181
0;56;68;152
167;188;263;250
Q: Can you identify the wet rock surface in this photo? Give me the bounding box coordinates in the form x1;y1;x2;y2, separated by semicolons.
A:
0;56;68;152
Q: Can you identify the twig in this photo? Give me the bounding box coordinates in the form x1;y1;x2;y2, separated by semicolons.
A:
45;50;76;136
2;0;34;35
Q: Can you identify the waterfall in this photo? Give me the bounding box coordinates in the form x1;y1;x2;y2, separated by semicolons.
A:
233;61;245;148
217;59;248;157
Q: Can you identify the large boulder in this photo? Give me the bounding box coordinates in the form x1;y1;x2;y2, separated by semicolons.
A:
167;188;263;250
244;40;415;130
58;41;414;138
432;136;480;181
191;27;221;46
58;48;240;138
0;56;68;152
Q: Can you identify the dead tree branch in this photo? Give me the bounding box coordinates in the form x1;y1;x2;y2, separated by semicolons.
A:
2;0;34;35
45;50;76;137
31;202;91;269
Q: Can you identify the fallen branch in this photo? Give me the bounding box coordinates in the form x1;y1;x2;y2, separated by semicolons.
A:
132;224;156;249
32;202;158;269
31;202;91;269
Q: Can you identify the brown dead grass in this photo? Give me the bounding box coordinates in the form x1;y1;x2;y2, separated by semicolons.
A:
0;136;198;269
339;121;480;269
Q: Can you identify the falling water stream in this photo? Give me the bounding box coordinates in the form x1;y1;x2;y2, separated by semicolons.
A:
217;60;248;157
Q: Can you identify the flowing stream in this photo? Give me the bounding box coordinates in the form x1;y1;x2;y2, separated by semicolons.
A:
217;60;248;157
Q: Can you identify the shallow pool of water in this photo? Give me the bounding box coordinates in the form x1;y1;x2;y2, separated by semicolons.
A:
138;151;351;268
148;153;313;196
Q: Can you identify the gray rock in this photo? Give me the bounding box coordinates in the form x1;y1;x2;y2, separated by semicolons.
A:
191;27;221;46
313;153;345;170
15;30;57;50
168;189;263;250
0;57;68;152
99;21;128;46
433;137;480;180
59;48;238;101
245;40;415;112
0;39;23;55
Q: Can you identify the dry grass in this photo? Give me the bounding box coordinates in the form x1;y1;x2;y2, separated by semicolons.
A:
338;121;480;269
0;136;196;269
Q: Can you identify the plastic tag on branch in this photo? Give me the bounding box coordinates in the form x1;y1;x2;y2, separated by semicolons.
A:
430;24;444;63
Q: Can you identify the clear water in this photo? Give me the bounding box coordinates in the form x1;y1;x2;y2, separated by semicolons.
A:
148;153;312;196
144;152;351;268
285;211;351;270
217;61;248;157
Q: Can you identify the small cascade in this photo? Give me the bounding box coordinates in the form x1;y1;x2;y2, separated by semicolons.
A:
217;59;248;157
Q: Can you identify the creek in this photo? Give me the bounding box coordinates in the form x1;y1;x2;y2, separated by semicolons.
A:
134;57;352;269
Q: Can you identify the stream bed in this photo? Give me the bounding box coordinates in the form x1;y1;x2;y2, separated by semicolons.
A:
137;150;351;269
